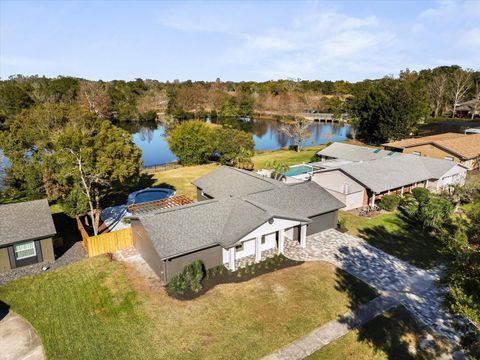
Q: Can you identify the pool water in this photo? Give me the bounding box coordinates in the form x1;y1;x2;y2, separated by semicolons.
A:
127;188;175;205
283;165;313;177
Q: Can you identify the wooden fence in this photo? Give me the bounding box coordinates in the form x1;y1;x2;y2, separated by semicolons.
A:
76;216;133;257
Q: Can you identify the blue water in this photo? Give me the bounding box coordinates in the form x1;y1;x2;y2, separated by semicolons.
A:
134;190;172;204
284;165;313;177
123;119;351;166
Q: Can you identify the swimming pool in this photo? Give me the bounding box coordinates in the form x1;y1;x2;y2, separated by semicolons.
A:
127;188;175;205
283;165;313;177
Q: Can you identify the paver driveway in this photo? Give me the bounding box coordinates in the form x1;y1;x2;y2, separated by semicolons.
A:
284;229;461;344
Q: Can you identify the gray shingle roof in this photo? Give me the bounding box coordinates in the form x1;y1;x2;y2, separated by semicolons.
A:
246;181;345;218
192;166;283;198
0;199;57;246
317;142;400;162
138;197;311;259
339;154;461;193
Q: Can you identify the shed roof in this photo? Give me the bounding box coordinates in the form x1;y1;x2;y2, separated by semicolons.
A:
192;166;283;198
316;142;400;162
0;199;57;246
339;154;462;193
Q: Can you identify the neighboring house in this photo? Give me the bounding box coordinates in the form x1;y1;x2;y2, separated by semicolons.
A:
465;127;480;135
130;166;344;284
383;133;480;170
316;142;400;162
311;154;468;209
0;199;56;273
455;99;479;118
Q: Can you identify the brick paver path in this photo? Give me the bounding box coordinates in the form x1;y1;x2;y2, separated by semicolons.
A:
284;229;461;344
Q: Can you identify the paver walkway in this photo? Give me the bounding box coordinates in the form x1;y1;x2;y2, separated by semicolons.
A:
264;296;399;360
284;229;461;344
0;311;44;360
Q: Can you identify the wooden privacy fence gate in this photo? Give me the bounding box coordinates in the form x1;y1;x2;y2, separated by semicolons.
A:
76;216;133;257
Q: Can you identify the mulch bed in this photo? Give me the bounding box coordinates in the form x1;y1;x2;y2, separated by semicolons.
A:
169;254;303;300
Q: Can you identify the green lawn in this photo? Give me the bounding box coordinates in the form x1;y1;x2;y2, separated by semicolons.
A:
307;306;447;360
0;258;377;360
151;163;219;199
252;145;325;169
339;211;443;269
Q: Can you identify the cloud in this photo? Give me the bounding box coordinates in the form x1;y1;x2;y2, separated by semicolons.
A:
222;10;398;80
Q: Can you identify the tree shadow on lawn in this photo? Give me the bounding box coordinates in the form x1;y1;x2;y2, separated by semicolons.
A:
334;268;378;311
356;306;447;359
357;214;443;269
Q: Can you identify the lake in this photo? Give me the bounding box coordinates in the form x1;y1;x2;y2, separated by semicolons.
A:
121;118;352;167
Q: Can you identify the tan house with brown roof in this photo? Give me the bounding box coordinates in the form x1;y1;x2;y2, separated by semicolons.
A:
383;133;480;170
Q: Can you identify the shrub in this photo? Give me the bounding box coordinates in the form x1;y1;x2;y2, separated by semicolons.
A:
338;218;348;232
168;273;189;295
167;259;205;295
412;187;430;206
418;196;454;230
399;194;418;216
378;194;401;211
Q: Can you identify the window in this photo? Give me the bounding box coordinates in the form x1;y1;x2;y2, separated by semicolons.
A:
14;241;36;260
444;156;454;161
261;235;266;245
235;243;244;252
412;151;421;156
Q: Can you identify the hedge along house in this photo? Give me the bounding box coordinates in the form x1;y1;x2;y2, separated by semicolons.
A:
0;199;56;273
310;154;468;210
130;166;344;284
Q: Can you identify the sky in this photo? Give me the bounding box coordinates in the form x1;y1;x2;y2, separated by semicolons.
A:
0;0;479;82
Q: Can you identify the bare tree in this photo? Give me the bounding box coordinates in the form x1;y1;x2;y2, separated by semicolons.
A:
451;69;472;118
78;81;110;119
472;79;480;120
279;116;312;152
428;74;448;118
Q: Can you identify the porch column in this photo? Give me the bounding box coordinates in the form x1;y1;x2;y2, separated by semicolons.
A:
370;193;376;207
278;229;285;254
300;225;307;248
255;236;261;263
425;180;429;188
401;186;404;196
229;247;236;272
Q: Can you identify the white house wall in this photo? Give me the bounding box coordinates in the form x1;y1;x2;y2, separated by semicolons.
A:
312;170;365;210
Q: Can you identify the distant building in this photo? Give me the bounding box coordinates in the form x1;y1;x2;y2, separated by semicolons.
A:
383;133;480;170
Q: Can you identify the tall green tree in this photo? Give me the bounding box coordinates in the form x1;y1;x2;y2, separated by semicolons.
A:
167;120;214;165
349;75;429;144
52;120;142;234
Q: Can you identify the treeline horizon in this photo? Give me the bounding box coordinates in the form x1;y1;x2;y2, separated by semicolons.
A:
0;65;479;126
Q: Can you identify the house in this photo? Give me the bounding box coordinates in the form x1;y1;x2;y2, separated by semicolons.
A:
383;133;480;169
0;199;56;273
311;154;468;210
316;142;400;162
455;99;479;118
130;166;344;283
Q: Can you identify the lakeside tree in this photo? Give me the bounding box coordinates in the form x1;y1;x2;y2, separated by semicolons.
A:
167;120;254;166
0;104;143;233
279;117;312;151
349;75;430;144
52;120;142;234
167;120;215;165
428;74;449;118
